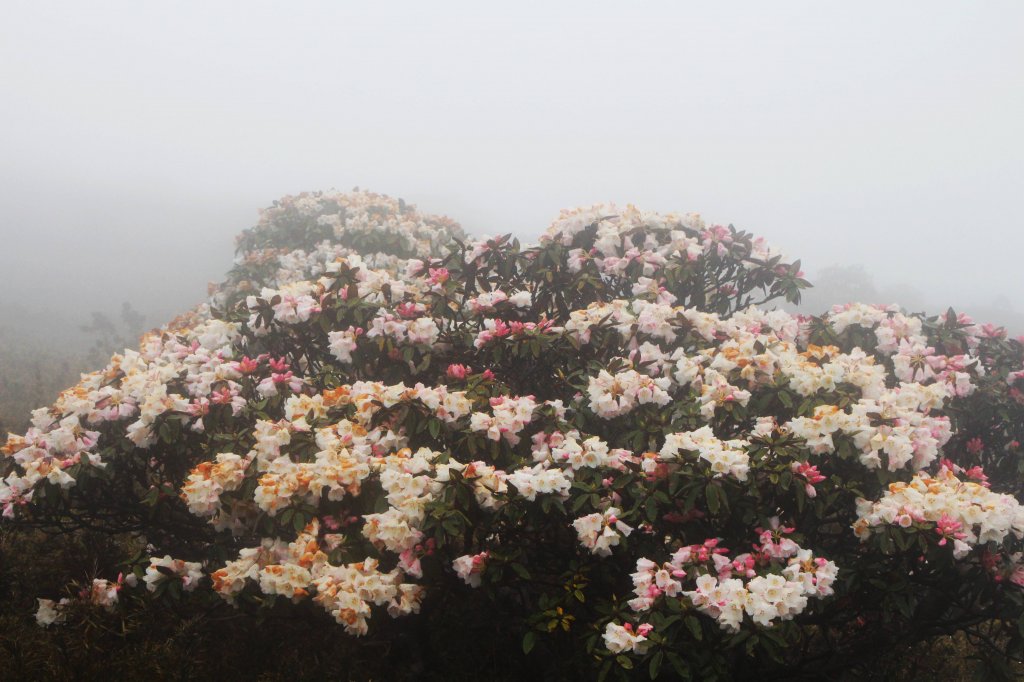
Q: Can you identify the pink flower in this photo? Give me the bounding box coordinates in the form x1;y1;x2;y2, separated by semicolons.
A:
399;549;423;578
792;461;826;486
981;323;1006;339
1011;566;1024;587
935;513;966;546
446;364;470;380
396;302;424;319
187;399;210;418
427;267;450;284
237;356;260;374
963;466;990;487
939;458;961;475
210;387;235;405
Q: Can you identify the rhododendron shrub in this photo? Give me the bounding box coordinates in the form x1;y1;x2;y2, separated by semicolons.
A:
3;190;1024;680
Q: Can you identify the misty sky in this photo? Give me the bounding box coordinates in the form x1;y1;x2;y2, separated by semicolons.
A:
1;1;1023;339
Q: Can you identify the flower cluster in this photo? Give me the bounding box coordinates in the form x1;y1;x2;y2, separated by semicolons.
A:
628;527;837;632
468;395;539;445
210;520;423;635
0;316;243;516
587;369;672;419
853;466;1024;557
659;426;750;481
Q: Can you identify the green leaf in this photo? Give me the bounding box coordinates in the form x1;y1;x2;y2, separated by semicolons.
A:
522;631;536;654
705;482;721;515
616;655;634;670
645;497;659;523
779;471;792;490
744;634;760;656
442;518;462;536
684;615;703;641
761;627;786;648
666;652;690;679
683;483;701;511
571;494;592;512
649;650;664;679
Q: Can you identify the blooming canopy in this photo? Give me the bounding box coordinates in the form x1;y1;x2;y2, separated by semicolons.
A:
3;189;1024;680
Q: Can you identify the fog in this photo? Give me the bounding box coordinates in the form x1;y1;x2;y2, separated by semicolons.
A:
2;0;1023;374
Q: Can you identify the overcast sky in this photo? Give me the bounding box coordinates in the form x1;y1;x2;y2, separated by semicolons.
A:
1;1;1022;338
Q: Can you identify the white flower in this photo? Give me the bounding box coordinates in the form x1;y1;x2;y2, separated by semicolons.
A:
509;290;533;308
35;598;67;626
144;555;204;592
573;507;633;557
87;578;120;611
328;328;361;363
452;552;489;587
603;622;651;654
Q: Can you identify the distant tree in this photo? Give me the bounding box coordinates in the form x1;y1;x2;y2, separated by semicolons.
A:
80;302;147;364
797;264;928;316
